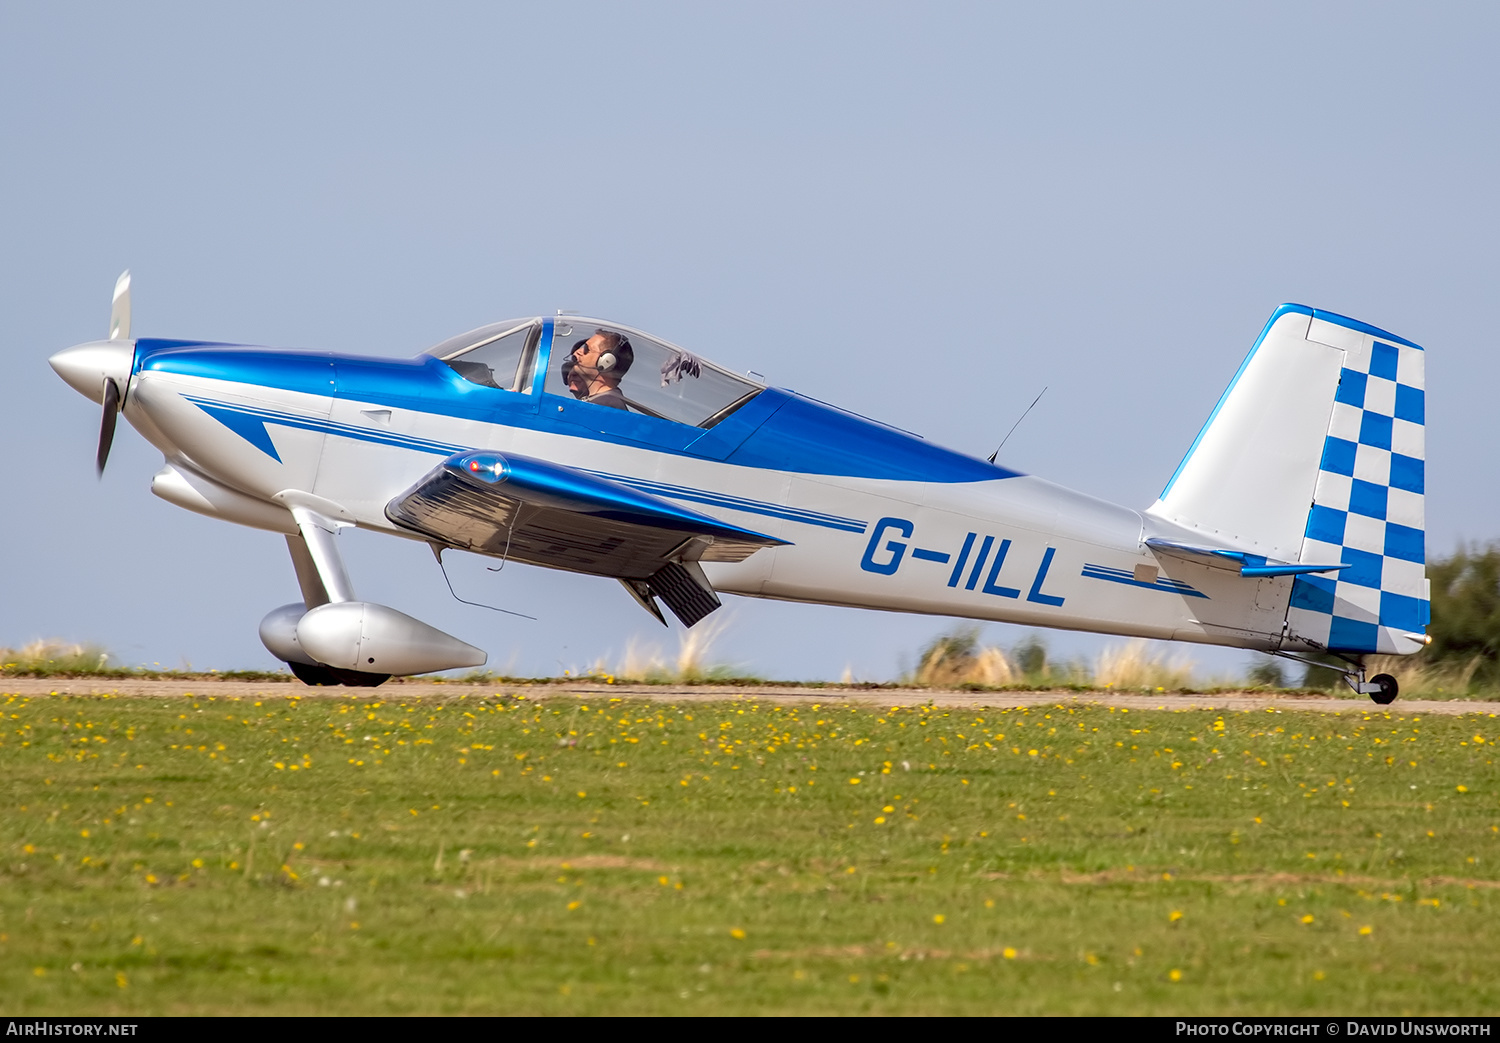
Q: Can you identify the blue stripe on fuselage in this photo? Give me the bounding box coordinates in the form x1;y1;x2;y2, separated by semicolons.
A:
140;339;1020;484
181;396;869;534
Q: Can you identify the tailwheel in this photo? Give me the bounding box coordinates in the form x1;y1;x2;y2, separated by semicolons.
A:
1368;673;1399;705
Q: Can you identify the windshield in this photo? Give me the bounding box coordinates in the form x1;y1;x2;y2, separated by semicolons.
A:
429;319;541;394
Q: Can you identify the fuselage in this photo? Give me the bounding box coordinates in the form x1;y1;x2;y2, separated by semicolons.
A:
88;317;1298;654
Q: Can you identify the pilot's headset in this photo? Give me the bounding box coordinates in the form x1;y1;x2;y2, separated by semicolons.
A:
574;331;633;375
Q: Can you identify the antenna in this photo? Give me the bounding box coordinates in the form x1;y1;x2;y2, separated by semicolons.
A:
988;386;1048;464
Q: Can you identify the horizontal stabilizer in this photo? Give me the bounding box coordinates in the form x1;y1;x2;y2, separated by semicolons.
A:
1145;538;1348;578
1239;563;1349;578
387;451;785;580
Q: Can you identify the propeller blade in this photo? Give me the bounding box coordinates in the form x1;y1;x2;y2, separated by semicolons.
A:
109;270;131;341
96;378;120;476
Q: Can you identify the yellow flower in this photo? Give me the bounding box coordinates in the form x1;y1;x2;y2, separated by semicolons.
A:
1359;925;1373;936
567;900;581;911
933;914;945;924
1301;914;1315;924
730;928;746;940
1002;947;1017;959
1169;968;1182;982
1168;910;1183;922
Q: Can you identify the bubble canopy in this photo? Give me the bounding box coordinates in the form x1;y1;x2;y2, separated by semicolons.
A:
426;316;763;429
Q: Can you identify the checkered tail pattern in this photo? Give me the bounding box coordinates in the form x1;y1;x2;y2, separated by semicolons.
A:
1285;329;1427;655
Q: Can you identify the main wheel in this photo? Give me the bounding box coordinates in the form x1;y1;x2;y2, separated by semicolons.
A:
326;667;392;688
1368;673;1399;705
287;661;391;687
289;661;342;686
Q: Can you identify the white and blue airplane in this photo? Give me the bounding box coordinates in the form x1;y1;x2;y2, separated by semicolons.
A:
50;273;1428;702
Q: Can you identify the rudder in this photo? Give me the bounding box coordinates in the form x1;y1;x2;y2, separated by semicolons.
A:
1285;313;1427;655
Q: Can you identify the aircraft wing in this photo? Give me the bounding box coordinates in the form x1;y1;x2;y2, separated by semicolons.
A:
386;451;787;626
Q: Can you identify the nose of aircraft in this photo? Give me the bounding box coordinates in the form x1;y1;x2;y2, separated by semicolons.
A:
49;340;136;404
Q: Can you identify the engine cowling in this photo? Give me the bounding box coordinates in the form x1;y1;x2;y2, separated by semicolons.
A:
295;602;487;676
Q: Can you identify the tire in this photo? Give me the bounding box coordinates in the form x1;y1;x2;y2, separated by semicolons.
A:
288;661;391;687
327;667;392;688
1368;673;1399;705
289;660;341;686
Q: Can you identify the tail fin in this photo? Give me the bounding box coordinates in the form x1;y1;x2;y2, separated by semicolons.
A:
1147;304;1427;655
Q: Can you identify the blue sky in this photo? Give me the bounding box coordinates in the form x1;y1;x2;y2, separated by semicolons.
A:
3;3;1497;680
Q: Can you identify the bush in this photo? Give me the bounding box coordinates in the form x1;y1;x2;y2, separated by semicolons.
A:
1246;655;1286;688
1425;543;1500;688
912;627;1016;686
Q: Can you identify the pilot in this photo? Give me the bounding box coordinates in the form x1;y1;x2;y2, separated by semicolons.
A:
563;330;633;410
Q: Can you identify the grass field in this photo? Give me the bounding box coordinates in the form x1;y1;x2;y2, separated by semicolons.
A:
2;690;1498;1015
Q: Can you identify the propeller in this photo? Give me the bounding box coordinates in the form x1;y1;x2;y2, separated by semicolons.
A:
97;270;131;476
97;377;120;476
48;269;137;476
109;270;131;341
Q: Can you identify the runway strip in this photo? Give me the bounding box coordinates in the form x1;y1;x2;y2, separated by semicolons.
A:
4;677;1497;715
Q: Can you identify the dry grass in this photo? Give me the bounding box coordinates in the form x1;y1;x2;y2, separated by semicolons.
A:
595;616;739;683
1;639;111;674
1362;653;1486;699
1094;640;1196;692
